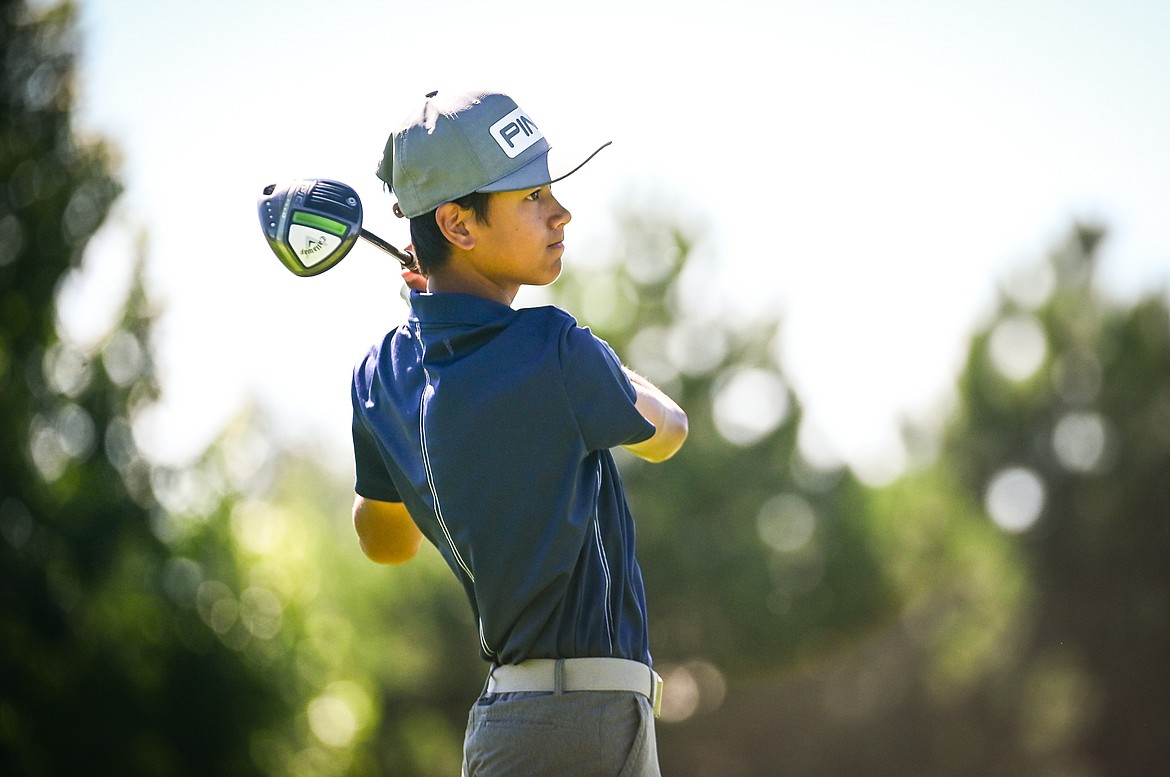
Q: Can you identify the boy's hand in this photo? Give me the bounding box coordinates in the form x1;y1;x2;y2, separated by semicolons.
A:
402;267;428;291
401;243;429;291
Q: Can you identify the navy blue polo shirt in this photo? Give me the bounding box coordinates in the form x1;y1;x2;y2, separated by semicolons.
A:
351;291;656;666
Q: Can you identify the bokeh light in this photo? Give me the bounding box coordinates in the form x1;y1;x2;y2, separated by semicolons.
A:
657;660;727;723
666;319;729;377
627;325;679;389
239;586;283;640
985;467;1046;532
712;368;789;446
1052;411;1110;473
757;493;817;553
989;315;1048;382
101;330;145;387
231;499;287;556
42;341;91;397
307;681;373;750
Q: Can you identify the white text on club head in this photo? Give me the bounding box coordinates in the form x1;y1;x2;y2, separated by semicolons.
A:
289;226;342;268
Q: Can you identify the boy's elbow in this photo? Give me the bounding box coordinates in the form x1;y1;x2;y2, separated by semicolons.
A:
655;410;689;462
353;497;424;565
358;534;421;565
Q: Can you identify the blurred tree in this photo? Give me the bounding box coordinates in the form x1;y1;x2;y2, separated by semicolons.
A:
653;223;1170;777
13;5;1159;774
938;224;1170;775
9;0;896;773
155;433;484;777
548;201;896;685
0;7;508;771
1;2;328;774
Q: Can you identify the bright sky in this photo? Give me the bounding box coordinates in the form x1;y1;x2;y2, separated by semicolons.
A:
61;0;1170;483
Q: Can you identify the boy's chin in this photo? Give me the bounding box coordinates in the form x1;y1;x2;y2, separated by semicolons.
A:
534;260;563;286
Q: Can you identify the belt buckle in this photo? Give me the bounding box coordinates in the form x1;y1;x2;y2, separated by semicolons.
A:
651;671;664;719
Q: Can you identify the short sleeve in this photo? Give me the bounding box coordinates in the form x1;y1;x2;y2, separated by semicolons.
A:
560;324;655;452
351;373;401;502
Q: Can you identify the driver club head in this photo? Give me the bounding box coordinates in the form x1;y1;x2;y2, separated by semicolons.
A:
258;178;363;277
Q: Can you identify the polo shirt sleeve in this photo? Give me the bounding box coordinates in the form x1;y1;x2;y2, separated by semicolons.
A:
560;323;656;452
351;361;401;502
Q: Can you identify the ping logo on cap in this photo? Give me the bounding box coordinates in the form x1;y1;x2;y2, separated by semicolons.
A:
489;108;543;158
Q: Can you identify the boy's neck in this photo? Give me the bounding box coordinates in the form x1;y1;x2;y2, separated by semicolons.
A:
426;265;519;307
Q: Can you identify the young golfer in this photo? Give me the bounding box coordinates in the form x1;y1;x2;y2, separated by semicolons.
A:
349;90;688;776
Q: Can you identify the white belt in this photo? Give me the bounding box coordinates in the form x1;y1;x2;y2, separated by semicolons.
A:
487;658;664;718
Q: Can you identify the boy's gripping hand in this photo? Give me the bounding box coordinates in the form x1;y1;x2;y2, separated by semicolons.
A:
622;367;688;463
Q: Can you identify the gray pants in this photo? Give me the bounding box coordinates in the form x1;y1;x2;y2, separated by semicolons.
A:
461;690;660;777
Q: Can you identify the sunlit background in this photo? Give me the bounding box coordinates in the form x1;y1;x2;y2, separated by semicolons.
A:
6;1;1170;774
63;0;1170;484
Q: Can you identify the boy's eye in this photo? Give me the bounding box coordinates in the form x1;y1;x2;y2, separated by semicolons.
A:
525;189;541;201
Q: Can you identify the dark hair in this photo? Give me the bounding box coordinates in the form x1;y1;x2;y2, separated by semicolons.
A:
409;191;492;275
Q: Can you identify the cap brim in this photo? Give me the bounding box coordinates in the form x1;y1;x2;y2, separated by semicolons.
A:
478;141;612;193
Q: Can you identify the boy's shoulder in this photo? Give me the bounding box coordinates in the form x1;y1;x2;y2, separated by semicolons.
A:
516;302;576;326
515;304;599;344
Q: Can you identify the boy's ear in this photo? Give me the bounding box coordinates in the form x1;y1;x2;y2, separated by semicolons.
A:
435;202;476;251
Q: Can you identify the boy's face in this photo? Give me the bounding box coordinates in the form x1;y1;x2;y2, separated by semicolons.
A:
465;185;572;293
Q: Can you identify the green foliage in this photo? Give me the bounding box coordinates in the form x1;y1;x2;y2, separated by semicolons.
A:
549;204;897;679
1;2;344;774
865;467;1031;704
938;224;1170;773
6;3;1166;774
657;225;1170;776
148;440;481;777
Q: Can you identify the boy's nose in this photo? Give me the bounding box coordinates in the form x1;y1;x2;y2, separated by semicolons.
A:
550;195;571;227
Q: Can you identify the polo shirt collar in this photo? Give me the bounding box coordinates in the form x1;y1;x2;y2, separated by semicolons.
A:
408;290;518;327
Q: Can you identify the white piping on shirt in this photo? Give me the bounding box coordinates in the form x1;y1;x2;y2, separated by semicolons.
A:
592;457;616;651
418;378;474;583
415;323;496;659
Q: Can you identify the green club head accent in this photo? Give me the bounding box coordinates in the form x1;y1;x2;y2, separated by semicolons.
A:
258;179;363;277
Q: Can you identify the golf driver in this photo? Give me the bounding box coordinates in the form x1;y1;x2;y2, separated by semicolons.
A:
258;178;414;276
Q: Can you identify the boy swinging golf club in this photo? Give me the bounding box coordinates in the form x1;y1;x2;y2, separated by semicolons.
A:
348;90;688;776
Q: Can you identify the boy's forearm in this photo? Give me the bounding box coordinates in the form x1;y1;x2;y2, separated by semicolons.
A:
624;368;675;426
623;367;688;462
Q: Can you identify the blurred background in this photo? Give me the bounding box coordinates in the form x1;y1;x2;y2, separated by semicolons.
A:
2;0;1168;774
